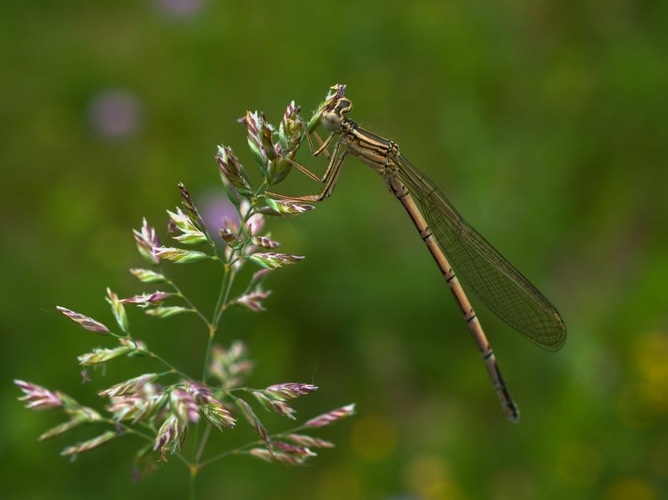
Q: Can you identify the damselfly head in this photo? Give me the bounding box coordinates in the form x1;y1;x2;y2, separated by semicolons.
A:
321;97;352;132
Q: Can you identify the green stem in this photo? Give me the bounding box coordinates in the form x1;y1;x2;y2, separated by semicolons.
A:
166;277;210;327
201;256;233;384
200;323;217;384
189;462;199;500
149;352;191;380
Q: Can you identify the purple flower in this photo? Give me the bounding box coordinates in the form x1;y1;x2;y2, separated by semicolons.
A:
88;89;143;139
15;380;63;410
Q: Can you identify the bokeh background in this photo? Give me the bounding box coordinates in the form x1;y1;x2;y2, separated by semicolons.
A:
3;1;667;499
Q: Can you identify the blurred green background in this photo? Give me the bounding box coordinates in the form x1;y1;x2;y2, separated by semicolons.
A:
3;1;667;499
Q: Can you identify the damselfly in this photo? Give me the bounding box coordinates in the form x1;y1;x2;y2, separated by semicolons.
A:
271;84;566;422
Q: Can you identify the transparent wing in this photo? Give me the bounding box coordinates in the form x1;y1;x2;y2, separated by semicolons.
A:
395;155;567;351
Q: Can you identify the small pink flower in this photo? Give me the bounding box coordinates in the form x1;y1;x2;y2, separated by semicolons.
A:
15;380;63;410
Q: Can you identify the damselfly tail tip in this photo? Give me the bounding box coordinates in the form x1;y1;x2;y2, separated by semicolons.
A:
507;406;520;424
